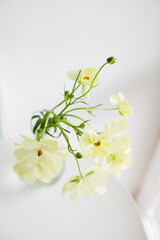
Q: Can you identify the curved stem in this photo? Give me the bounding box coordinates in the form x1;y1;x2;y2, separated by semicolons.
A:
72;70;81;93
64;106;117;115
58;125;83;178
59;71;82;116
41;110;52;138
52;99;66;111
63;114;85;122
72;61;108;103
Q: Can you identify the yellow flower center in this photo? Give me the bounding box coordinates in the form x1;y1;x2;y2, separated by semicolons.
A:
83;76;89;80
38;150;43;156
94;140;101;147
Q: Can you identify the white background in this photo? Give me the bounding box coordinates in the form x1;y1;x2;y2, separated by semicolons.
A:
0;0;160;199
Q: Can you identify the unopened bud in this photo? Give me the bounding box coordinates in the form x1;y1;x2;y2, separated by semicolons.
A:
64;90;70;96
107;57;117;64
79;123;85;129
76;152;83;159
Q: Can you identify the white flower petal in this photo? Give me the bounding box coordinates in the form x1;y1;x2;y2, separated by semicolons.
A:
109;94;119;106
96;185;107;195
61;166;108;202
14;136;68;184
118;92;125;102
67;70;81;81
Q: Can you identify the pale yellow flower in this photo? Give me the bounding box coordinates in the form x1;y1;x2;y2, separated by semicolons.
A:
107;151;131;176
105;119;132;176
105;119;131;153
109;92;133;117
61;166;108;202
67;68;99;99
14;135;69;184
80;125;111;165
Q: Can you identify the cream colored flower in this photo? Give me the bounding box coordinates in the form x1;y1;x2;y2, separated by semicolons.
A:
109;92;133;117
14;135;69;184
67;68;99;99
80;125;111;165
105;119;131;153
105;119;132;176
61;166;108;202
107;151;131;176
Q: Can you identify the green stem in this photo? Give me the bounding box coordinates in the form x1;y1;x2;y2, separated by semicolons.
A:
52;99;66;111
72;70;81;93
62;119;83;135
64;106;117;115
41;110;52;138
63;114;85;122
72;62;108;103
58;70;82;116
90;107;118;111
58;125;83;178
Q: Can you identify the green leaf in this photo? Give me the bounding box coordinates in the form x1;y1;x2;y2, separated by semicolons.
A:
46;131;55;138
33;118;43;134
31;115;40;120
54;126;57;133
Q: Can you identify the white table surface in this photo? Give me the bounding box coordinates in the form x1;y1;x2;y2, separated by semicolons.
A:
0;139;147;240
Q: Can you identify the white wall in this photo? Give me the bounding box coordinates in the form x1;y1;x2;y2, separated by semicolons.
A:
0;0;160;196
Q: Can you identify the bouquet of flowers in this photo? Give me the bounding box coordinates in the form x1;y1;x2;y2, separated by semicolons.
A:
13;57;133;202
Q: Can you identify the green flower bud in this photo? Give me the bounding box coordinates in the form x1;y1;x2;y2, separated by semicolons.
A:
107;57;117;64
79;123;85;129
37;129;42;134
64;90;70;96
76;152;83;159
76;131;82;136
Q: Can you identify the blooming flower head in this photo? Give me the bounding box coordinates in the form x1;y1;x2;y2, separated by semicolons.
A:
67;68;99;99
14;135;69;184
61;166;108;202
107;151;131;176
80;125;111;165
105;119;131;151
109;92;133;117
105;119;132;176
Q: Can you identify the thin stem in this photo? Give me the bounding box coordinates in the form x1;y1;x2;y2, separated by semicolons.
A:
64;106;117;115
64;107;88;114
72;62;108;103
41;110;52;138
63;114;85;122
90;107;118;111
73;83;81;93
62;120;83;135
58;71;81;116
58;125;83;178
52;99;66;111
72;70;81;93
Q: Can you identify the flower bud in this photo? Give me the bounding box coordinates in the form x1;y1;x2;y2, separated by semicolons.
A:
76;152;83;159
79;123;85;129
107;57;116;64
64;90;70;96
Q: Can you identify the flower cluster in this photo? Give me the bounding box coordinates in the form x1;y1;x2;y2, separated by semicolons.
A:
13;57;133;202
79;119;131;176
